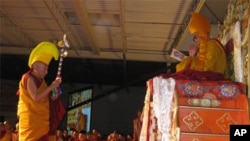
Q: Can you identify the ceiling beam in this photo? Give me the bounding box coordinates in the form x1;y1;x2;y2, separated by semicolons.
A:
204;2;222;24
119;0;127;53
120;0;128;89
0;46;178;63
43;0;83;56
0;9;35;49
71;0;100;55
174;0;205;50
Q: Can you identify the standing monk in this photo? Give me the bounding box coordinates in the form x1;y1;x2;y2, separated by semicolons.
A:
17;42;62;141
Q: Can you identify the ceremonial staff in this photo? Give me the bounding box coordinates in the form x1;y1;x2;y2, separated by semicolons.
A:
52;34;70;97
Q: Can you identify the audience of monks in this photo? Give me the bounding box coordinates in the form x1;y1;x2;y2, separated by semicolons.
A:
0;118;139;141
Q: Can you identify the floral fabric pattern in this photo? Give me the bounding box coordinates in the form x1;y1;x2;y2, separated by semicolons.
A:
175;80;246;100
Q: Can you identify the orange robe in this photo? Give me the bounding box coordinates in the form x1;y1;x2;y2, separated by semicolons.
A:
17;73;50;141
0;131;12;141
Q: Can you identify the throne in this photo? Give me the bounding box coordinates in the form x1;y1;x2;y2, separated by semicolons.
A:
140;71;249;141
175;78;249;140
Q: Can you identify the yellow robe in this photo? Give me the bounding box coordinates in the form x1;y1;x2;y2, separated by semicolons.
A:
17;74;50;141
176;39;226;75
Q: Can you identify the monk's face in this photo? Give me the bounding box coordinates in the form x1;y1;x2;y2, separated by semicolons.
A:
189;44;198;57
193;34;200;45
32;61;48;78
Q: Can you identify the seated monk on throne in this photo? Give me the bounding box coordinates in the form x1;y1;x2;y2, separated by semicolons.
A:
139;12;249;141
176;12;227;78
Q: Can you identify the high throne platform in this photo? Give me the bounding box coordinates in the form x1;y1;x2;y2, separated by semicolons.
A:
139;70;249;141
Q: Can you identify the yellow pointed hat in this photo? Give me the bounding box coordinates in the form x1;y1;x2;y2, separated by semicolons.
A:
28;41;59;68
189;12;211;36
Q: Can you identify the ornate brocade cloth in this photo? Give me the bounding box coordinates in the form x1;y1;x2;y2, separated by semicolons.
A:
175;79;246;100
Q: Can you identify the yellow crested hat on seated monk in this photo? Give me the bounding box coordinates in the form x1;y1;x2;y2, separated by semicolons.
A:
189;12;211;36
28;41;59;68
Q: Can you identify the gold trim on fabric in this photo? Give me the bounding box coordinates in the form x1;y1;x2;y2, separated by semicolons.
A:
183;111;203;131
216;112;236;133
